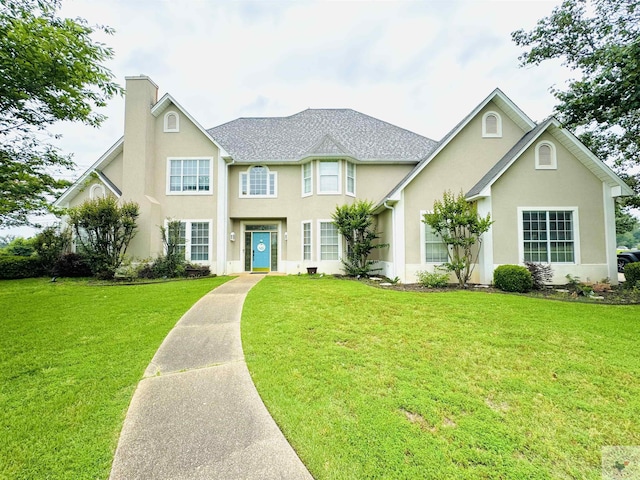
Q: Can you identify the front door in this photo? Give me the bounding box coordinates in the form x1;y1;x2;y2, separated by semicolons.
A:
252;231;271;272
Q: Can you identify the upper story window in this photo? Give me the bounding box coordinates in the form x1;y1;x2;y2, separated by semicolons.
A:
167;158;212;195
482;111;502;138
240;166;277;197
346;162;356;196
164;111;179;132
535;141;557;170
318;160;340;194
302;163;312;196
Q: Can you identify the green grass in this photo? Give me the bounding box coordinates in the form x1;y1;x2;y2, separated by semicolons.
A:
243;276;640;479
0;276;230;480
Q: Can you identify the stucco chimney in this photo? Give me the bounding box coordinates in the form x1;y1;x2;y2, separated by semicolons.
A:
122;75;158;200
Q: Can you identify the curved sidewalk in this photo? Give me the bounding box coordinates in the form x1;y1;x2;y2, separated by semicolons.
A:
109;274;313;480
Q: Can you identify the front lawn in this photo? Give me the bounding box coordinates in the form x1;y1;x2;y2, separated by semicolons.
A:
243;276;640;479
0;276;229;480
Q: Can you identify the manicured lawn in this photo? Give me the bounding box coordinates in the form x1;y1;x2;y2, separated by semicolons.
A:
243;276;640;479
0;276;230;480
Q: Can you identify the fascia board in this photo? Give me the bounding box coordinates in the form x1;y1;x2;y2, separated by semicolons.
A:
53;137;124;207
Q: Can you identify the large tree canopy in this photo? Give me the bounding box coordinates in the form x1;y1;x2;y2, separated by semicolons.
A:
0;0;120;227
512;0;640;207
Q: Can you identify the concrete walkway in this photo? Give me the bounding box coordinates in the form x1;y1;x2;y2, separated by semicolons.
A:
109;274;313;480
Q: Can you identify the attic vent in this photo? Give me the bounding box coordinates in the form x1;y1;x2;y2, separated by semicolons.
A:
535;141;557;170
482;111;502;138
164;111;179;132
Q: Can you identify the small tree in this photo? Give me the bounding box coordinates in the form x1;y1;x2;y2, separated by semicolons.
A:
332;200;387;277
68;197;139;279
32;224;72;275
156;220;186;278
423;190;493;288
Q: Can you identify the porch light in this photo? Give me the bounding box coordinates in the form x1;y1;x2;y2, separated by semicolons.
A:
230;231;236;242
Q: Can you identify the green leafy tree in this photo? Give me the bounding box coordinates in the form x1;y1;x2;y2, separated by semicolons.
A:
32;224;71;275
512;0;640;209
0;0;121;227
68;197;139;279
423;191;493;288
332;200;387;277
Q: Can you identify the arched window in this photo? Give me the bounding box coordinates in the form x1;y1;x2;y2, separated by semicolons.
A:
482;111;502;138
90;184;105;199
164;111;179;132
535;141;557;169
240;166;277;197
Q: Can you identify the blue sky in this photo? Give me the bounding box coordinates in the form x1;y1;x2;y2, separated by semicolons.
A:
5;0;571;236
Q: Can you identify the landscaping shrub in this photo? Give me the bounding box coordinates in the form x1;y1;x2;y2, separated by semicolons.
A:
0;255;44;279
524;261;553;289
33;226;72;275
54;253;93;278
185;263;211;277
416;268;450;288
493;265;533;293
624;262;640;287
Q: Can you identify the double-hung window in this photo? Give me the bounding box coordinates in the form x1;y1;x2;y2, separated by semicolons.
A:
320;221;339;260
346;162;356;196
522;210;575;263
302;221;312;260
302;163;312;196
425;224;448;263
168;158;212;194
240;166;277;197
166;220;211;262
319;161;339;194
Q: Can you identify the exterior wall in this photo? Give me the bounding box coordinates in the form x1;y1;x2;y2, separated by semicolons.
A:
491;131;608;283
401;101;527;283
101;152;124;189
227;160;411;274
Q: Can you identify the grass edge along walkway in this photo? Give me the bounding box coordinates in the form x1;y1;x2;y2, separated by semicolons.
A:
0;276;231;480
243;276;640;480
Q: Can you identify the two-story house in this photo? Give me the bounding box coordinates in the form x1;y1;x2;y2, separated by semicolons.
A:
54;75;633;284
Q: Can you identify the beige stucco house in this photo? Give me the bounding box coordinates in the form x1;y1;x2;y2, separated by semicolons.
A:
54;75;633;284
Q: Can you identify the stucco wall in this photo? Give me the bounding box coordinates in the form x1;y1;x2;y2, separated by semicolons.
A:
402;101;528;268
491;131;606;267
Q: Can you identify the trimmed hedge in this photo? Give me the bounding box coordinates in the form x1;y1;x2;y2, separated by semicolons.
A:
624;262;640;287
0;255;45;279
54;253;93;278
494;264;533;293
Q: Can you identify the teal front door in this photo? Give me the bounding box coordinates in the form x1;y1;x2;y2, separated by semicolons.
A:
252;232;271;272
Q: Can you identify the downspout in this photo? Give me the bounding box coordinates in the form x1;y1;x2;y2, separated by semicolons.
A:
383;200;396;279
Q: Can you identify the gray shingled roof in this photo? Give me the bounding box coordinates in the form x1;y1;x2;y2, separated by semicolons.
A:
465;120;550;198
207;109;438;163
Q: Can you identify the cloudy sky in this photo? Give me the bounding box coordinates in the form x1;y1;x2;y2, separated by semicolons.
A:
6;0;573;236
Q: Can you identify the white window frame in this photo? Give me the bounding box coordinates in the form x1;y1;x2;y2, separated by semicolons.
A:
420;211;449;264
517;207;579;264
239;165;278;198
164;111;180;133
164;219;213;264
318;220;341;261
346;162;356;196
535;141;557;170
317;160;341;195
166;157;213;195
302;221;312;261
302;162;313;197
482;111;502;138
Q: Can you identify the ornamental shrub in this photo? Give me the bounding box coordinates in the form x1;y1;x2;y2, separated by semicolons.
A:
0;255;45;279
524;261;553;289
416;268;450;288
493;265;533;293
624;262;640;287
54;253;93;278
